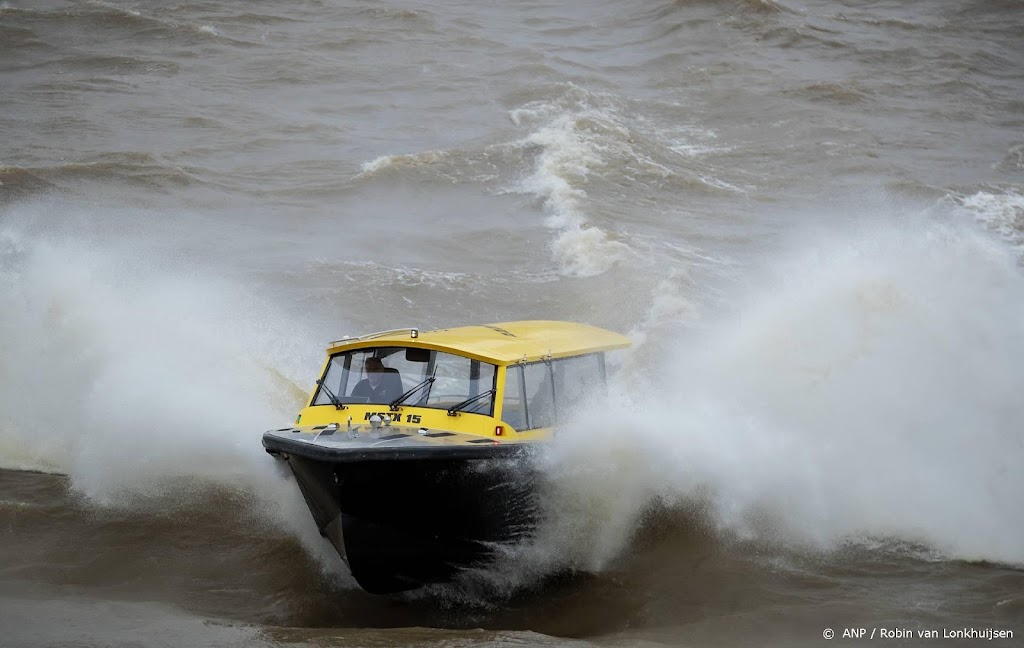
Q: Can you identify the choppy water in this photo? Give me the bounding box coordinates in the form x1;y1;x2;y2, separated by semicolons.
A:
2;0;1023;646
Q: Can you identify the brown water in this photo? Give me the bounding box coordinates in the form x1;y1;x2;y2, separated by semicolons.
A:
2;0;1023;645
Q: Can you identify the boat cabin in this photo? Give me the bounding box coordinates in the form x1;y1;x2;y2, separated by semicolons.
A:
294;321;631;440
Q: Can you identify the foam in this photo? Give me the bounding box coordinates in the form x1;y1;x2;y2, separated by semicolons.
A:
951;189;1024;251
534;213;1024;571
357;150;448;177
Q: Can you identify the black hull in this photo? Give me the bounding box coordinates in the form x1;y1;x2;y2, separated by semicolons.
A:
275;446;537;594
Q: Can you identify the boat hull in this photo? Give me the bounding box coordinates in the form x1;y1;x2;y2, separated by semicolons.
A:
266;434;537;594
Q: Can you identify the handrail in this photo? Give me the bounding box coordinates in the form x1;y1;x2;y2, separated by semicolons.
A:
328;327;419;347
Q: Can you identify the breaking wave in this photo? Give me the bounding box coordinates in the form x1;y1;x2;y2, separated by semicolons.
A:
504;84;732;278
354;83;731;280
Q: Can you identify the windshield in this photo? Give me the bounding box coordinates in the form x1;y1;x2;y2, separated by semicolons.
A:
311;346;497;415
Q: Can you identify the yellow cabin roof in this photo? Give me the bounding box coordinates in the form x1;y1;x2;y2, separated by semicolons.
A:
327;320;631;364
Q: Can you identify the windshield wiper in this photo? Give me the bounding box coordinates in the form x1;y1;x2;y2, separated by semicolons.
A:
447;389;495;416
389;373;435;411
315;378;346;410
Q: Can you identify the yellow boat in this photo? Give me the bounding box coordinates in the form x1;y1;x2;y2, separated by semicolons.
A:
262;320;631;594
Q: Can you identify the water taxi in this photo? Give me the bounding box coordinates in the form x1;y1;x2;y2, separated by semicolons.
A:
262;320;631;594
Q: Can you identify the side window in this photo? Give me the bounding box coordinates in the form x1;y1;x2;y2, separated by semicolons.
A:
498;355;604;428
523;362;555;429
501;365;526;430
553;354;603;415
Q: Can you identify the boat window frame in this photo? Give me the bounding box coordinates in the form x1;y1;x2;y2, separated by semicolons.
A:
501;364;528;430
310;346;498;416
524;359;556;429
